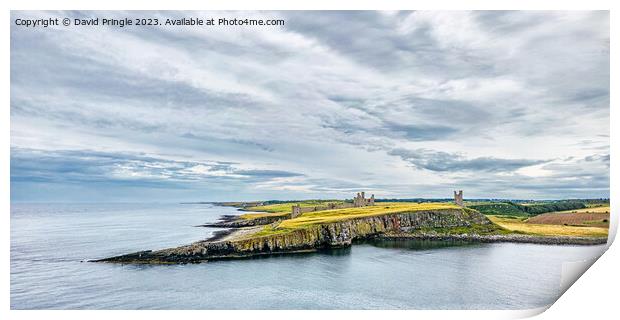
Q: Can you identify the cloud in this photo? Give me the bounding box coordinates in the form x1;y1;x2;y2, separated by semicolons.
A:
383;122;459;141
388;148;548;172
10;148;303;185
10;11;609;201
584;154;610;166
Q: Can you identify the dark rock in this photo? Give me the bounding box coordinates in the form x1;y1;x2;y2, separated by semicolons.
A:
199;215;283;228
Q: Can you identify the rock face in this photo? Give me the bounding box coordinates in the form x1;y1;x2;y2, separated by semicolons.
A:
96;208;492;264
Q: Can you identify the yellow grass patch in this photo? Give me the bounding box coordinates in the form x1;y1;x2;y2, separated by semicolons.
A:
488;215;608;237
549;206;610;214
278;202;459;229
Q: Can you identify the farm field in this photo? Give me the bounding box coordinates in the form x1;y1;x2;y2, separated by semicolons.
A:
525;206;610;228
547;206;610;214
488;215;609;238
527;213;609;227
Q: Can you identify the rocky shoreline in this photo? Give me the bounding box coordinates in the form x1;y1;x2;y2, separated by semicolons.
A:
379;233;608;245
198;214;283;228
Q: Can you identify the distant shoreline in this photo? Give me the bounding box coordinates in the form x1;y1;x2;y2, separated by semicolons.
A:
379;233;608;246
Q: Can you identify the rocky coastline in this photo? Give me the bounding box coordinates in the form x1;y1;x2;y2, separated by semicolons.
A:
198;214;283;228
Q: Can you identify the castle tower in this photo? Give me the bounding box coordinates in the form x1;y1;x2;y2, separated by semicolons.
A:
369;194;375;205
291;204;302;218
354;192;367;207
454;190;464;207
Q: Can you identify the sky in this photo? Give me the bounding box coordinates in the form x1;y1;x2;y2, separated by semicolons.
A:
10;11;610;202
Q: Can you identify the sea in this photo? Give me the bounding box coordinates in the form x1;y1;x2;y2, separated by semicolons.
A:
10;202;608;309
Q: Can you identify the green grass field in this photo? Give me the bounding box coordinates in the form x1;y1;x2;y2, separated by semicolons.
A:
466;202;527;216
467;200;589;216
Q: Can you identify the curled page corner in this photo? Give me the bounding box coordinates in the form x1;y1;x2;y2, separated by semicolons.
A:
518;241;610;318
557;209;615;304
555;222;613;309
560;253;605;295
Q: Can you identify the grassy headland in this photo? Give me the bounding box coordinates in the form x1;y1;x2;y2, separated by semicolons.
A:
96;200;609;264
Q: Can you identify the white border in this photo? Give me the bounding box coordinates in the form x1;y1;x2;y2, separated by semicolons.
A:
1;0;616;10
2;1;616;319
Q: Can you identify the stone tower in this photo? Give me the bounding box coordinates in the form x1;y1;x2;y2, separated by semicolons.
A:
454;190;464;207
291;204;302;218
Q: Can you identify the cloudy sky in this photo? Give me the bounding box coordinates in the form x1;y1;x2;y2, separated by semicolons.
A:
10;11;609;202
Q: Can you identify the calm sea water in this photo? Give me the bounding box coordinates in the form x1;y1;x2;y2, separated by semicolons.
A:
10;202;607;310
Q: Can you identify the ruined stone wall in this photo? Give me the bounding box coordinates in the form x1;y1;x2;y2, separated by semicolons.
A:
291;193;376;218
290;202;356;218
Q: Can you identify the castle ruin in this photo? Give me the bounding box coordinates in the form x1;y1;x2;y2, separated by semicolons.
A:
454;190;464;206
353;192;375;207
291;204;303;218
290;192;376;219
